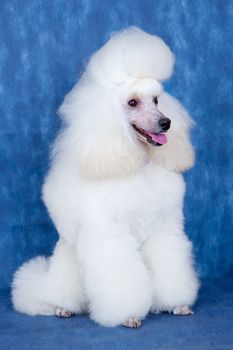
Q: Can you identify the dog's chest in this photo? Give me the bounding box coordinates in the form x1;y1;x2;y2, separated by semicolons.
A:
82;164;185;244
117;166;184;243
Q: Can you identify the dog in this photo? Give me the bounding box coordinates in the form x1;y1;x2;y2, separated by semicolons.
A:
12;27;199;328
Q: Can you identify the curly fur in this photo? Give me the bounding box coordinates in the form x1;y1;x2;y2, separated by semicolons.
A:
12;27;199;327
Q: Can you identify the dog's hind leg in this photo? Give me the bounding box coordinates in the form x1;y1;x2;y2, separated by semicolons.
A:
141;228;199;314
12;239;86;316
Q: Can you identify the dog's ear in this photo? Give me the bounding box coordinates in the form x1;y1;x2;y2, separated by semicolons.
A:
150;93;195;172
55;80;146;180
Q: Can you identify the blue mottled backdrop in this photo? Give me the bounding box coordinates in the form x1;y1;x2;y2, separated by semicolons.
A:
0;0;233;289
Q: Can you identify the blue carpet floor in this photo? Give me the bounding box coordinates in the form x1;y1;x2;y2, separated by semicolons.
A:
0;277;232;350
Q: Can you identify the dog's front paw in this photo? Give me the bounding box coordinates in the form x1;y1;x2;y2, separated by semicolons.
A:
123;317;141;328
172;305;194;316
55;307;73;318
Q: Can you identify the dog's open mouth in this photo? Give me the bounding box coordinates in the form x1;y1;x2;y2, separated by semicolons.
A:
132;125;167;146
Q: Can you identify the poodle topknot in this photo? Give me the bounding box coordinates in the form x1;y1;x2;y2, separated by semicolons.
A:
12;27;199;328
87;27;175;86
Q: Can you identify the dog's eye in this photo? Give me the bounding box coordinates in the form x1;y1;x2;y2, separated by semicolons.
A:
153;97;158;105
128;99;138;107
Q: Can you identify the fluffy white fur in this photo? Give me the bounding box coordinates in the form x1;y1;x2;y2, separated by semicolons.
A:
12;27;199;327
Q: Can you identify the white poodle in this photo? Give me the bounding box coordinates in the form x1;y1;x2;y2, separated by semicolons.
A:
12;27;199;328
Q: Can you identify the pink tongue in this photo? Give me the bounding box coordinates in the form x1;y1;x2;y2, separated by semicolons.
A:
147;132;167;145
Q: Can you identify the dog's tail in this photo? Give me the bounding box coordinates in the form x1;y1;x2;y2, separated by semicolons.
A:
11;256;55;315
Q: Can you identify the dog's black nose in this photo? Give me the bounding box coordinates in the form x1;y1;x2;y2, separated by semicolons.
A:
158;117;171;131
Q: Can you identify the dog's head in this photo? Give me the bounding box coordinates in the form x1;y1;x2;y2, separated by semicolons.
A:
56;28;195;180
116;78;170;147
114;77;195;174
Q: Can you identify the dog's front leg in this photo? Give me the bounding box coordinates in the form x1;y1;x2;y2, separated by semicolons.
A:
77;223;152;327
